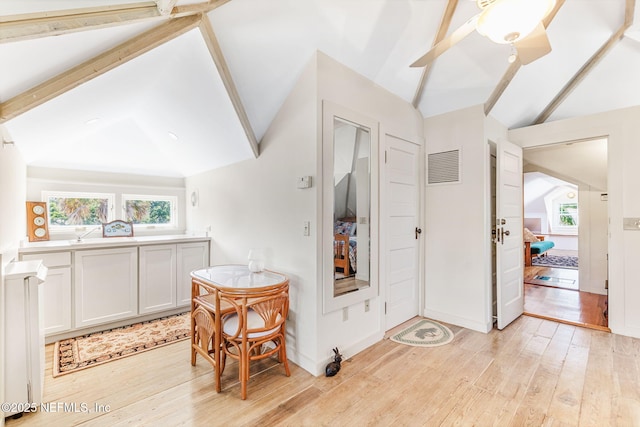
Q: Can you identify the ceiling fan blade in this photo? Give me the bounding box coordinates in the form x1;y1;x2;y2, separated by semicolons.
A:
410;15;479;67
514;22;552;65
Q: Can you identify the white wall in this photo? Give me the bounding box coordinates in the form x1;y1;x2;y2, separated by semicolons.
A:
579;187;608;294
509;106;640;338
316;52;422;369
186;53;320;373
186;51;423;375
423;105;506;333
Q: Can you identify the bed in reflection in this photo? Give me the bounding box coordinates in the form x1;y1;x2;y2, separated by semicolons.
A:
334;218;357;277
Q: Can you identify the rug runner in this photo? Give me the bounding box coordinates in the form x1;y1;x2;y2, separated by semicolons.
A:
53;312;190;377
531;255;578;269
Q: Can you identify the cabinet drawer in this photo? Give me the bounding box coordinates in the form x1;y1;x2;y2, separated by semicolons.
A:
22;251;71;267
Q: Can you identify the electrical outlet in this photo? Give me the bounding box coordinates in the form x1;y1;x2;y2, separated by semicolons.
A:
342;307;348;321
364;299;370;312
303;221;310;236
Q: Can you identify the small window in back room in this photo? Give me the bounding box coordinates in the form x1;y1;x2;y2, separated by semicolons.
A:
43;191;115;228
122;195;177;228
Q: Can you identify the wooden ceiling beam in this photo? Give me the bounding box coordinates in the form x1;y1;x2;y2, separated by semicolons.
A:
199;17;259;158
0;0;229;44
0;14;202;123
533;0;635;125
412;0;459;108
484;0;565;116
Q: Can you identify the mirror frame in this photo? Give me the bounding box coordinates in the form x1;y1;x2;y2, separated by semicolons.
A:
322;100;379;314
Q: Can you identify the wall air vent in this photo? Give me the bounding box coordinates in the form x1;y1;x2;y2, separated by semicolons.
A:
427;149;460;185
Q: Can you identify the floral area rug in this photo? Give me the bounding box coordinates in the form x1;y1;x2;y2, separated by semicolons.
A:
390;318;454;348
53;312;190;377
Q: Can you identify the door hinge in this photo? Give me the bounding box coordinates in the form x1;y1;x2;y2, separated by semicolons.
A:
384;302;387;314
385;150;387;164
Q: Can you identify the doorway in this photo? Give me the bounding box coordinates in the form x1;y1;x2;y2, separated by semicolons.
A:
521;138;609;330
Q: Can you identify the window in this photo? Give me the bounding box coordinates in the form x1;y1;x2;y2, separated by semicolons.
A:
546;189;579;234
558;202;578;227
122;195;177;228
43;191;115;228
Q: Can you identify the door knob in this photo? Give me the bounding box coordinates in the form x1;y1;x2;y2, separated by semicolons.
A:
500;228;510;244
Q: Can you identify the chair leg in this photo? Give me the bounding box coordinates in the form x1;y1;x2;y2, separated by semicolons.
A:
279;337;291;377
190;311;197;366
214;332;221;393
240;342;250;400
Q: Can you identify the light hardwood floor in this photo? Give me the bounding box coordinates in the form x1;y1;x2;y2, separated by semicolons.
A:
524;265;608;331
6;315;640;426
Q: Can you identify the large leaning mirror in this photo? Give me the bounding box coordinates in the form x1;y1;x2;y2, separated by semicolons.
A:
322;101;378;313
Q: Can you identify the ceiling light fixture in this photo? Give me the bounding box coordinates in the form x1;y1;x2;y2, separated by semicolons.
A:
168;131;179;141
476;0;556;44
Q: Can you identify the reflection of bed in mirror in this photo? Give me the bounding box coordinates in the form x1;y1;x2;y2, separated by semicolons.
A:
334;217;357;276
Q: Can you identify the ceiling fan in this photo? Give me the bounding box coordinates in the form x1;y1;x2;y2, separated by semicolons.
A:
411;0;557;67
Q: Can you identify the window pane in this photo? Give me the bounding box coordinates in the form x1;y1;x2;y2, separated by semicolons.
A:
125;199;172;225
48;197;109;226
558;203;578;226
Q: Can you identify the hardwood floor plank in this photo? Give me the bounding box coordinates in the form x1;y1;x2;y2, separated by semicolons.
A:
546;340;589;423
524;283;608;330
579;331;614;426
511;322;576;425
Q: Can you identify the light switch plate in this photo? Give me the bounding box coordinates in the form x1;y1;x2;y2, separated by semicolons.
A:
623;218;640;230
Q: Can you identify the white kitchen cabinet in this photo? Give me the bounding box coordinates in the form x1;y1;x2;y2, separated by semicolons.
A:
74;247;138;328
19;236;210;339
176;241;210;306
139;244;177;314
21;251;72;335
139;241;209;312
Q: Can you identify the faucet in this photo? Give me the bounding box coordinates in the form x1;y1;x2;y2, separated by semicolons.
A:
75;226;101;242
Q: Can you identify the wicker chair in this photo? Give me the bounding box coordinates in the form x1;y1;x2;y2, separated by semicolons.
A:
190;282;233;392
220;289;291;399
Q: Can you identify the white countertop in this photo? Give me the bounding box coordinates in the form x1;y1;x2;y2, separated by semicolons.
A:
4;259;48;281
19;234;211;253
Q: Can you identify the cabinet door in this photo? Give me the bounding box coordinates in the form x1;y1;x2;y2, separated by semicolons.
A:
21;252;73;335
74;247;138;328
176;242;210;306
42;267;72;334
139;244;177;314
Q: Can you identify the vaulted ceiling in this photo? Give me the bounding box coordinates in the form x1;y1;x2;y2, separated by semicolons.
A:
1;0;638;177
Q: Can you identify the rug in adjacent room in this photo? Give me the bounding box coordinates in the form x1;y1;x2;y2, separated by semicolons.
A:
53;312;190;377
532;255;579;269
390;318;454;348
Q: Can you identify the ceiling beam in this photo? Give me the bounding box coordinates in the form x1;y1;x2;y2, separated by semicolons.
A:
198;16;260;158
412;0;458;108
0;0;230;44
484;0;565;116
0;14;202;124
533;0;635;125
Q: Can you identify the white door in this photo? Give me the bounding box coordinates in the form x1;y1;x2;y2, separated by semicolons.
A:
384;134;420;329
496;139;524;329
